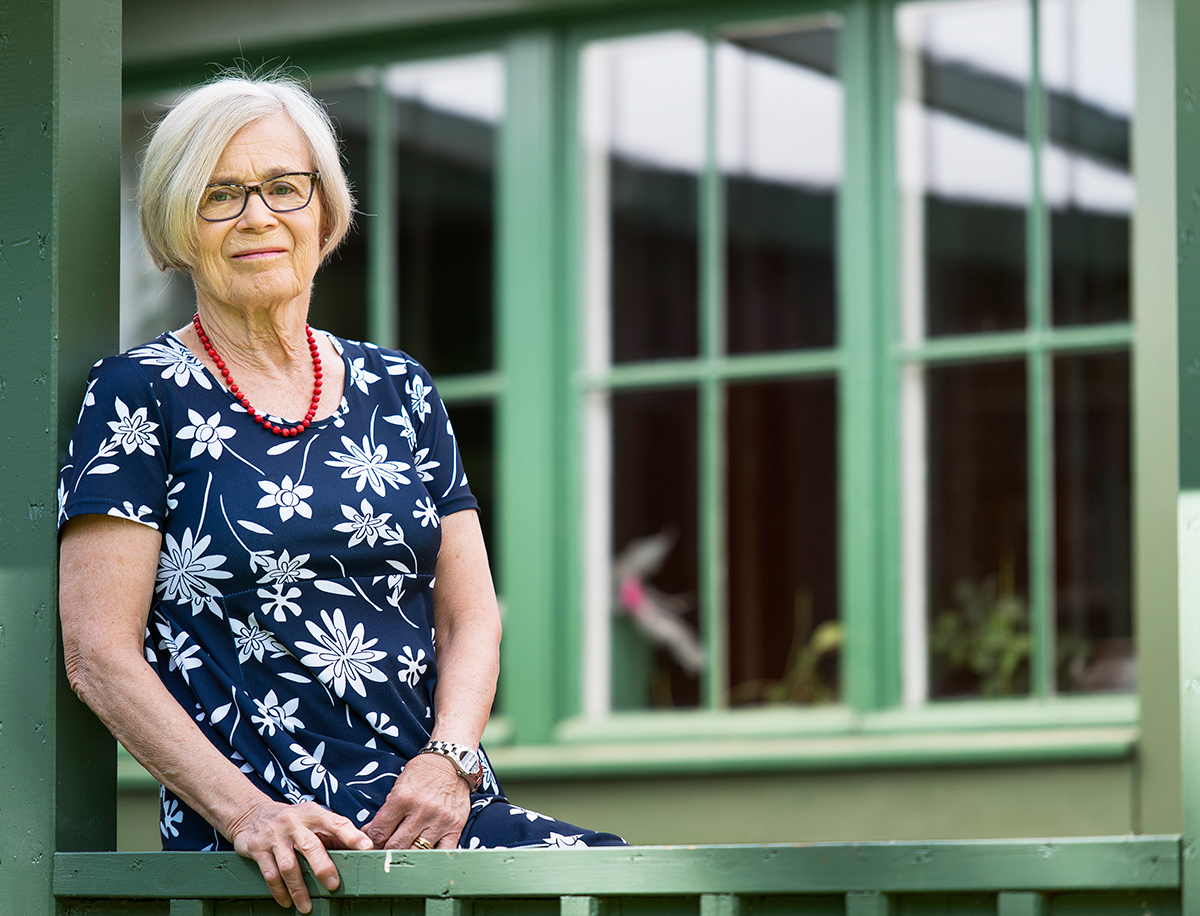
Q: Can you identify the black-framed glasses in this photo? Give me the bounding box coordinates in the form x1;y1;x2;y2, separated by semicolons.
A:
197;171;320;222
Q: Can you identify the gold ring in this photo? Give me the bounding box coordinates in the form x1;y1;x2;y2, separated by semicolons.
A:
412;836;434;850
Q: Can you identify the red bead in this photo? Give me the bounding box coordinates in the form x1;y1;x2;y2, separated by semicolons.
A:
192;312;321;439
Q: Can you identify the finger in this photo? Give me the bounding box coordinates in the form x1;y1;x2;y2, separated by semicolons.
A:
253;850;295;911
274;843;314;914
383;815;424;850
296;829;341;893
316;811;374;851
364;799;407;849
435;829;460;850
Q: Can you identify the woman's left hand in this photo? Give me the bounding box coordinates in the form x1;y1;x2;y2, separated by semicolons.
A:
363;752;471;849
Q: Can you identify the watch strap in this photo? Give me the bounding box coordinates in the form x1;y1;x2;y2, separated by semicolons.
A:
417;740;483;791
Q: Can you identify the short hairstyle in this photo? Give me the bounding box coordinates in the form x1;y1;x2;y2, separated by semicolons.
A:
138;73;355;272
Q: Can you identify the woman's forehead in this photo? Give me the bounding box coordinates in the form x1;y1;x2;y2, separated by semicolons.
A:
210;114;312;182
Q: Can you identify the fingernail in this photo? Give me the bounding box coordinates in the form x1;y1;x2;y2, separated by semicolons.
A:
358;837;374;849
326;876;339;890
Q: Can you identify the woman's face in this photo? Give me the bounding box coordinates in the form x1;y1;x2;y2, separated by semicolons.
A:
191;113;324;315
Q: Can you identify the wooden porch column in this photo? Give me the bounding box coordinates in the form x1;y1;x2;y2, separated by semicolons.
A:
0;1;121;912
1179;0;1200;912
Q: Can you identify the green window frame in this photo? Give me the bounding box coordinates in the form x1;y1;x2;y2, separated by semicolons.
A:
116;0;1141;779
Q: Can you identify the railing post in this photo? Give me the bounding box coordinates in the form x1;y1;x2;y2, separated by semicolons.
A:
701;894;743;916
562;897;604;916
846;890;894;916
998;892;1048;916
0;1;121;915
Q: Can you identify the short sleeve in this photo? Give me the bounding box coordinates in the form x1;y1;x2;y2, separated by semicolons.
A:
58;357;170;532
405;363;479;519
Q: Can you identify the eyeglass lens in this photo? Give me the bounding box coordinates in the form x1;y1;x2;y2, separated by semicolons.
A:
198;173;316;221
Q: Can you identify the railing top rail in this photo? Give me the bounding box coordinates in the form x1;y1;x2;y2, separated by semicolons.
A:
54;837;1182;901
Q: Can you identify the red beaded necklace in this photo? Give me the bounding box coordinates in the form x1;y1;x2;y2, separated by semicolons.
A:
192;312;322;438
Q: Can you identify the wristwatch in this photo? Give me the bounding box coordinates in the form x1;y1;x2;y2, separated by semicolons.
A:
417;740;484;791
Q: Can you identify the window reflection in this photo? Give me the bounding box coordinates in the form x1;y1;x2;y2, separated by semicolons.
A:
897;0;1031;339
385;54;503;375
726;379;839;705
1041;0;1134;326
1054;352;1132;691
926;360;1029;698
610;389;700;710
718;22;841;353
581;33;704;364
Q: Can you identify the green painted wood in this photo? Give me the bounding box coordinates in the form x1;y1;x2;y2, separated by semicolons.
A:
367;72;399;351
893;324;1134;363
872;0;903;713
560;897;602;916
427;899;472;916
576;350;844;390
170;900;215;916
497;29;563;744
838;0;887;712
0;2;121;915
997;891;1047;916
845;891;893;916
53;838;1182;900
1026;0;1054;699
701;893;742;916
1178;491;1200;916
433;373;504;404
1133;0;1182;835
699;34;728;709
1178;0;1200;491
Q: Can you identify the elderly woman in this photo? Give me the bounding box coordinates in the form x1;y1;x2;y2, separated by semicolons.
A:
57;75;623;914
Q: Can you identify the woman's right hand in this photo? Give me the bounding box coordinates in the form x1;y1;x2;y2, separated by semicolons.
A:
227;798;374;913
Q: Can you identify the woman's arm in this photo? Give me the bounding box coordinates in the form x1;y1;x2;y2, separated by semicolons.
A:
364;508;502;849
59;514;371;913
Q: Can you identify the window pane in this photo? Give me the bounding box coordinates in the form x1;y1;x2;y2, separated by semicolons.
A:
386;54;503;374
309;83;370;342
927;360;1029;698
896;0;1031;339
447;402;496;563
581;33;704;364
726;379;839;705
1041;0;1134;326
719;22;841;354
611;388;700;709
1054;352;1132;692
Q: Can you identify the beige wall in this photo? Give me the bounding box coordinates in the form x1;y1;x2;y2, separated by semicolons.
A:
118;760;1135;851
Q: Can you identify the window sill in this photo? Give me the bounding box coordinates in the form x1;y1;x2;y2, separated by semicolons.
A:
488;694;1137;781
116;695;1137;789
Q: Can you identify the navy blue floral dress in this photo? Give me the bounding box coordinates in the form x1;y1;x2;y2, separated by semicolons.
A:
59;332;623;851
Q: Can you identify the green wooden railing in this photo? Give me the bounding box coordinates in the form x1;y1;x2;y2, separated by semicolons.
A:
53;839;1182;915
4;2;1200;916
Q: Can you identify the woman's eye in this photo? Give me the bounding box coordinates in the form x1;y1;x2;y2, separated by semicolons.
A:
268;182;299;197
206;188;237;203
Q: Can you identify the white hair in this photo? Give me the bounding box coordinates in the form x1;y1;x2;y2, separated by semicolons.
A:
138;73;355;272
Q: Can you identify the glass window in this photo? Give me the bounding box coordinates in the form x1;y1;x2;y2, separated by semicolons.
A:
579;18;843;715
897;0;1134;703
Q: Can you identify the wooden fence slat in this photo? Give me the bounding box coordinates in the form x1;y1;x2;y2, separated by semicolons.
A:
701;894;743;916
846;890;894;916
169;900;214;916
562;896;603;916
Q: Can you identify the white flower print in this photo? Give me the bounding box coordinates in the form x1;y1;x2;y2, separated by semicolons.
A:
545;832;586;848
253;549;316;585
57;479;69;526
230;616;287;663
384;410;417;449
257;475;314;522
381;353;410;377
166;475;185;511
77;376;98;423
161;798;184;838
412;447;441;483
282;782;316;806
365;710;400;737
155;622;203;684
130;341;212;389
397;646;427;687
258;584;303;622
508;805;554;823
178;409;236;459
407;376;432;421
295;608;388;698
107;396;160;455
325;435;410;496
347;356;382;395
156;528;232;615
412;497;440;529
251;689;305;736
334;499;393;548
288;741;339;795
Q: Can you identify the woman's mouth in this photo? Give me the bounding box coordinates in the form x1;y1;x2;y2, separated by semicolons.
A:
233;248;286;260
